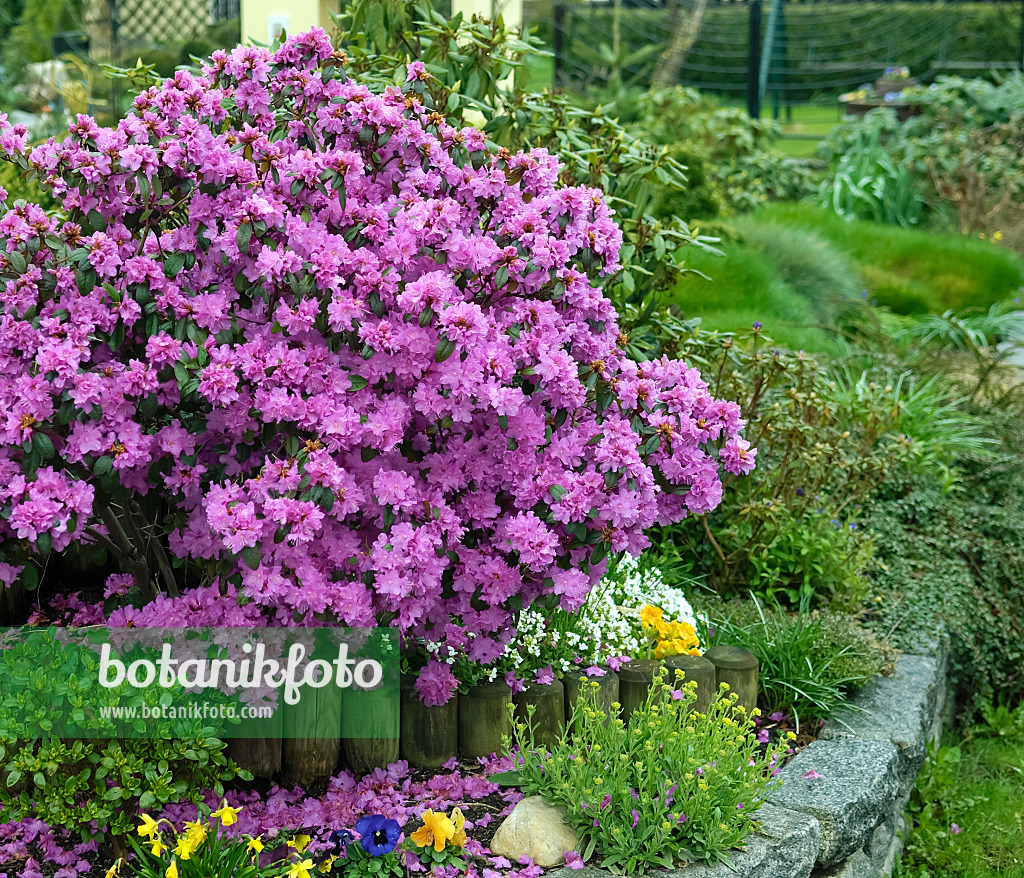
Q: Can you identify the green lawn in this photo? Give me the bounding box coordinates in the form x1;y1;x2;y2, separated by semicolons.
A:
898;733;1024;878
763;104;843;157
671;204;1024;352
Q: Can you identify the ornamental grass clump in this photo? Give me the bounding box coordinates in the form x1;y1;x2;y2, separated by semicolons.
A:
508;671;791;873
0;28;753;704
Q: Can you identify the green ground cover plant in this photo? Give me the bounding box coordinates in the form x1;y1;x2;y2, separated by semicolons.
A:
697;596;890;730
507;674;792;873
898;731;1024;878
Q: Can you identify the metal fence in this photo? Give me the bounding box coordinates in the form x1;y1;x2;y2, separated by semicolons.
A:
528;0;1024;111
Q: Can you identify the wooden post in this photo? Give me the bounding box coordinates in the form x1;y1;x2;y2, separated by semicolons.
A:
617;659;663;727
281;685;342;787
400;676;459;769
563;667;620;732
459;679;513;759
513;679;565;747
664;654;717;715
704;645;759;714
226;706;283;779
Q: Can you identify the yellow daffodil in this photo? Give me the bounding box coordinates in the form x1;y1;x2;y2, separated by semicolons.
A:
287;858;315;878
103;861;122;878
183;820;207;848
248;836;265;854
150;838;165;857
451;807;467;848
213;804;242;827
165;861;179;878
411;809;456;852
173;835;196;861
288;834;311;854
137;814;159;840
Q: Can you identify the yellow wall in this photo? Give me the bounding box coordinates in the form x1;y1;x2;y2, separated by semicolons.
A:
242;0;340;46
242;0;519;49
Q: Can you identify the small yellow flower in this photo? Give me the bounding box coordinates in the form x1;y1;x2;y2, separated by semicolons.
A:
411;809;456;852
137;814;160;840
288;834;311;854
248;836;265;854
212;804;242;826
318;854;338;873
173;835;196;861
787;731;797;741
451;807;468;848
287;859;315;878
165;862;179;878
150;838;165;857
639;604;664;629
104;861;123;878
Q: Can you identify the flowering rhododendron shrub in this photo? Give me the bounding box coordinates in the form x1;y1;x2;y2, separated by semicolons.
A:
0;29;754;704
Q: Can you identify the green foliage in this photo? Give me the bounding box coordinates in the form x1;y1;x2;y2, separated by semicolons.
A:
134;19;242;79
3;0;81;65
0;630;248;841
974;697;1024;741
333;0;719;314
642;323;926;606
819;126;924;227
699;596;890;729
898;735;1024;878
0;155;56;209
820;76;1024;235
751;203;1024;315
507;673;790;872
864;407;1024;716
632;87;818;214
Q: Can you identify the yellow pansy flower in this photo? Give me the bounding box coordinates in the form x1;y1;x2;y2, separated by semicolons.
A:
411;809;456;852
451;807;467;848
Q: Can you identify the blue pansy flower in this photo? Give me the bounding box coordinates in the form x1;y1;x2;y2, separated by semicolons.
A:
356;814;401;856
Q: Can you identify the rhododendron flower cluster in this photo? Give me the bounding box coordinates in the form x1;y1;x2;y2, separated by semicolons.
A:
0;29;753;701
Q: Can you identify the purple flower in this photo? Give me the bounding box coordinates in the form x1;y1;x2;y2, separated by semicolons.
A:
949;823;962;835
631;809;640;828
584;665;606;677
534;665;555;686
736;803;744;809
769;711;786;723
355;814;401;856
802;770;823;780
505;671;526;694
600;795;612;810
752;321;762;331
564;850;585;870
757;729;770;744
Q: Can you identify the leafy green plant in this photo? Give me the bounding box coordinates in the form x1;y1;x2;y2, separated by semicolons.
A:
333;0;720;315
974;697;1024;740
641;323;920;605
820;128;924;227
506;672;791;873
0;630;248;847
699;595;888;729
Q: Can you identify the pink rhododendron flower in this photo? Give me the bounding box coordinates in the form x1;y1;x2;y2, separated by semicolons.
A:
0;30;754;702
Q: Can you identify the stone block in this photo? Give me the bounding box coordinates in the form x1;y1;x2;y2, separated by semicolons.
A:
820;654;943;798
768;740;900;868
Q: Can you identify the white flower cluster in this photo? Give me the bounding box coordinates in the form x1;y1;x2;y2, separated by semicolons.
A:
502;555;702;678
603;555;700;630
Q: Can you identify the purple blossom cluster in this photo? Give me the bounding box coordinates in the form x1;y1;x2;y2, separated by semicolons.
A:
0;29;754;698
